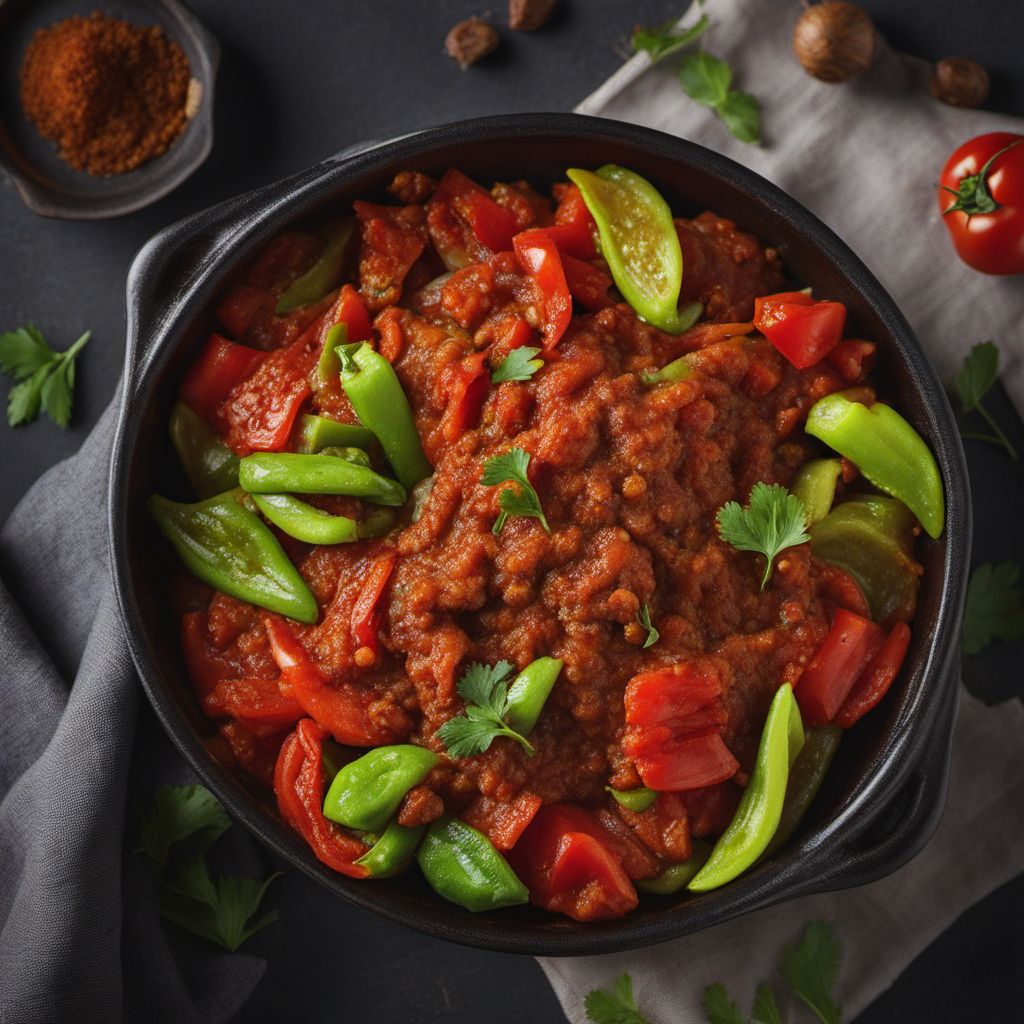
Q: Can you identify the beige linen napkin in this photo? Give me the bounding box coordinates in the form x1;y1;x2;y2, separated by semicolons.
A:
538;3;1024;1019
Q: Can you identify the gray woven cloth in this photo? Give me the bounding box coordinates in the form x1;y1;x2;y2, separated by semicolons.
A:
0;403;264;1024
536;1;1024;1021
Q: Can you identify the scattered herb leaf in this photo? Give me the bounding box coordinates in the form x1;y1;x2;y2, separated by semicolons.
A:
701;982;748;1024
632;13;710;62
0;325;90;428
951;341;1017;459
585;973;653;1024
135;784;231;868
962;561;1024;655
750;984;783;1024
678;51;762;145
435;661;535;758
492;345;543;383
716;482;810;590
780;920;843;1024
481;447;550;535
637;603;660;649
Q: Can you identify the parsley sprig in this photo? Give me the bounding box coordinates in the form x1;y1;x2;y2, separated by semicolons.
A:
951;341;1018;459
585;972;652;1024
492;345;543;383
716;483;810;590
963;561;1024;655
637;603;660;649
678;51;761;145
435;661;536;758
136;784;280;952
481;446;550;535
631;12;710;62
0;324;90;427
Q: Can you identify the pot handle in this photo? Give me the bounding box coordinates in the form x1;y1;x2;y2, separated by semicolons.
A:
123;139;384;380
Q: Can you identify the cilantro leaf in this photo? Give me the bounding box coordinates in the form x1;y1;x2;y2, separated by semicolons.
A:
159;856;281;952
481;447;550;534
951;341;1017;459
1;326;90;429
717;482;810;590
435;660;534;758
136;784;232;868
750;984;782;1024
632;13;710;62
780;920;843;1024
585;973;652;1024
492;345;543;383
963;561;1024;655
637;603;660;649
700;982;747;1024
677;51;762;146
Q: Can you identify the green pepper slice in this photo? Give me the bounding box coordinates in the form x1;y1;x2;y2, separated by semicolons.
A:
636;840;711;893
567;165;687;333
606;786;658;812
249;494;359;545
640;346;702;386
688;683;804;892
416;817;529;912
323;744;439;833
355;819;426;878
297;412;376;454
810;495;921;623
806;394;945;538
791;458;842;525
169;401;239;498
504;657;563;735
765;725;842;857
338;342;431;491
148;489;317;623
275;219;354;313
239;452;407;506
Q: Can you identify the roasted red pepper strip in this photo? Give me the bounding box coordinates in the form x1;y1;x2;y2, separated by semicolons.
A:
333;284;374;343
561;254;613;311
274;718;370;877
202;676;304;738
795;608;887;725
179;334;264;418
445;169;519;252
834;622;912;729
753;292;846;370
350;551;398;655
513;229;572;349
264;614;408;746
441;352;489;442
552;183;598;261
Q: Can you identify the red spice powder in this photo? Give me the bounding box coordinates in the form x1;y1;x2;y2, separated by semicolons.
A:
19;11;192;176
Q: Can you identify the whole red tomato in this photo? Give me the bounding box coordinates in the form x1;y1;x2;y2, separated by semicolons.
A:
938;131;1024;275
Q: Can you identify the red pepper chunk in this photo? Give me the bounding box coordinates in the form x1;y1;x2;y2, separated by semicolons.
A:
623;663;739;792
215;285;276;339
350;551;397;655
181;611;236;696
753;291;846;369
427;169;520;268
506;804;638;921
795;608;887;725
461;792;542;851
334;284;374;342
561;254;613;311
552;183;599;261
202;676;304;738
179;334;264;418
834;622;912;729
274;718;370;877
441;352;489;442
513;229;572;349
264;614;408;746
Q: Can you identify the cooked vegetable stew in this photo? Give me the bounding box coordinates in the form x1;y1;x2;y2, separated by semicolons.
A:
154;164;943;920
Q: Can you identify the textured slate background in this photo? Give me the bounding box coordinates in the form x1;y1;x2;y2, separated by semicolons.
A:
1;1;1021;1021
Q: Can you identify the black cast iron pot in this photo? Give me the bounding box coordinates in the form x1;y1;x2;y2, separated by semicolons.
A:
109;113;970;956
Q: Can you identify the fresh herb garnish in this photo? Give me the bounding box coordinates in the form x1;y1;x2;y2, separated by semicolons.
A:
136;784;280;951
632;12;710;62
951;341;1018;459
492;345;543;383
0;324;90;427
481;446;550;535
963;561;1024;655
585;973;653;1024
435;661;536;758
699;920;842;1024
716;482;810;590
637;603;660;648
780;920;843;1024
678;51;761;145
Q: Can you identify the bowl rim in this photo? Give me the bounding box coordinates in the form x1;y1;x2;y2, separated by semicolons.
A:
108;112;970;955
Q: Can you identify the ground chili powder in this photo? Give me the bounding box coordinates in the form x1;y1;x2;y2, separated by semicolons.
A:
19;11;192;176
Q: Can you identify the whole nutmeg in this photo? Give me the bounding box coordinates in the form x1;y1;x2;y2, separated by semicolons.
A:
929;56;990;108
793;1;876;83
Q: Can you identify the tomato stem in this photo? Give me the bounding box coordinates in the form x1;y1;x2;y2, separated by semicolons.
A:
944;138;1024;218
